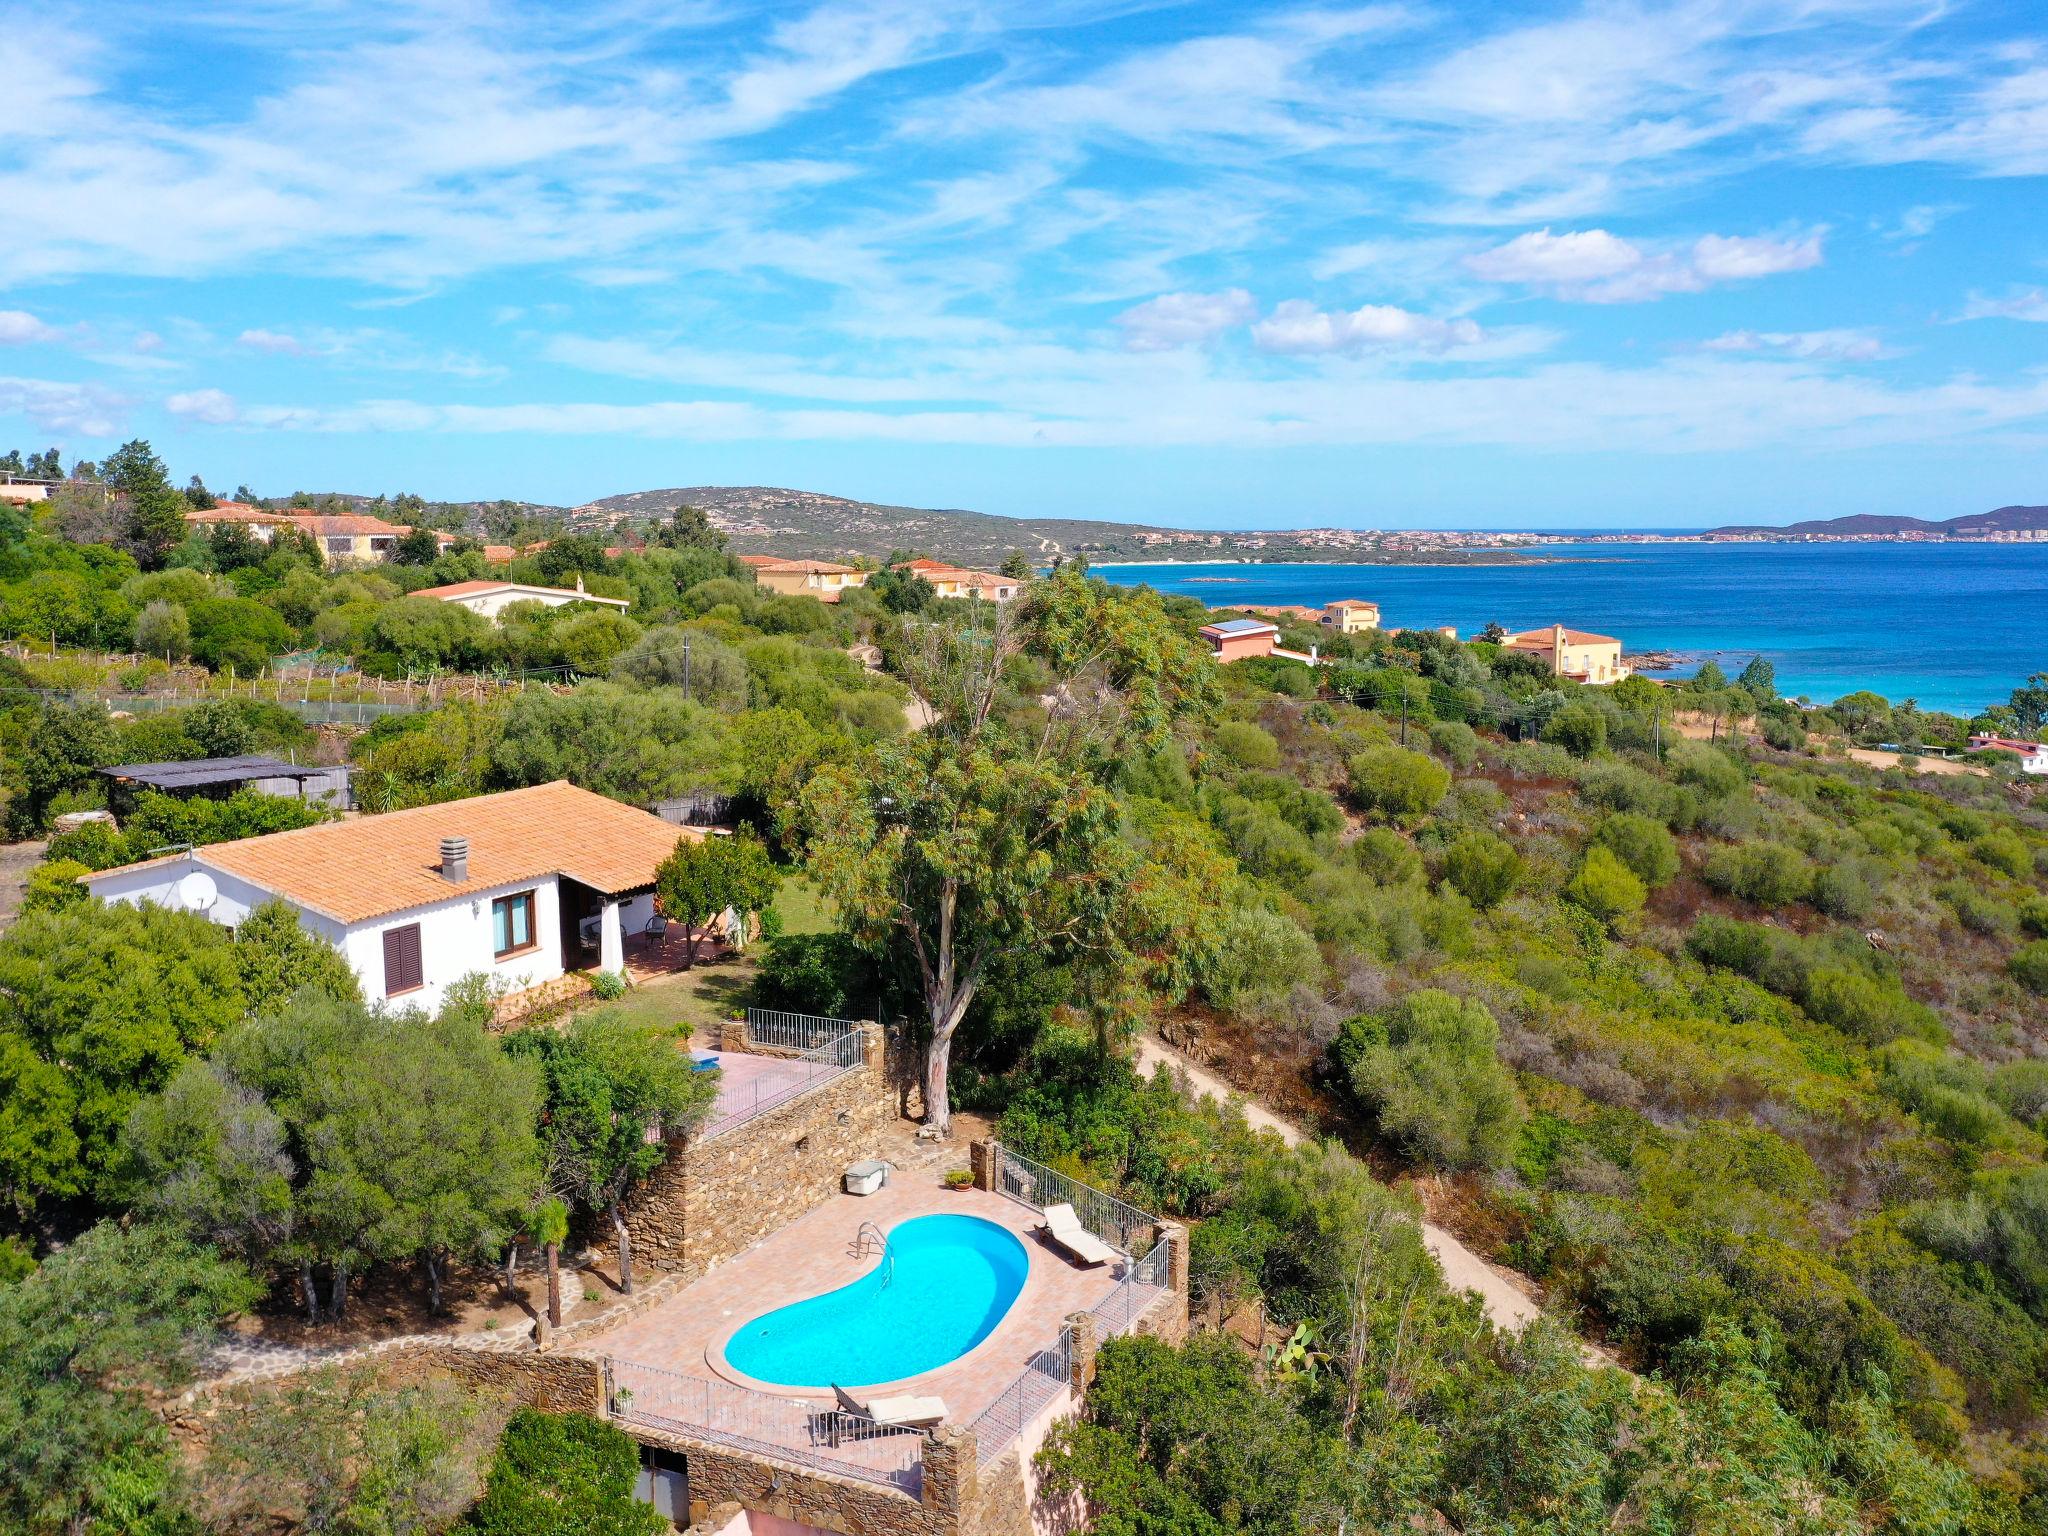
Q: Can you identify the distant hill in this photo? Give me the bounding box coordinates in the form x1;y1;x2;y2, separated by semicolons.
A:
1707;505;2048;537
562;485;1543;568
565;485;1182;566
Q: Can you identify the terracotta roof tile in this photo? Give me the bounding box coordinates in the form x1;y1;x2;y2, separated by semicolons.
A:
86;782;699;924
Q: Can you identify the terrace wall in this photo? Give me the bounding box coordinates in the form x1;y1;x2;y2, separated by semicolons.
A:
621;1023;898;1278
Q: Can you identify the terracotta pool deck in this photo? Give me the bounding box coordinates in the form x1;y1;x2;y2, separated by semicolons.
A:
580;1168;1147;1455
695;1049;834;1136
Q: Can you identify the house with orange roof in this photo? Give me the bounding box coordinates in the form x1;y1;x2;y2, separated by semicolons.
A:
739;554;872;601
413;576;630;622
893;557;1022;602
1502;623;1630;684
185;504;422;565
83;782;701;1009
1321;598;1381;634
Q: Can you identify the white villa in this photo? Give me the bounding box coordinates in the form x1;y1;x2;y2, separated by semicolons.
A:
84;782;696;1010
413;577;631;622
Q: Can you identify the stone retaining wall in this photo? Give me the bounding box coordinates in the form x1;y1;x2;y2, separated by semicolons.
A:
622;1023;898;1278
625;1417;968;1536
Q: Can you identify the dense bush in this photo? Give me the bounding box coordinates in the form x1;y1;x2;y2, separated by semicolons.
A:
1702;839;1814;907
1334;989;1524;1170
1441;830;1521;910
2011;941;2048;996
1591;811;1679;886
1347;746;1450;826
1566;844;1646;924
464;1409;662;1536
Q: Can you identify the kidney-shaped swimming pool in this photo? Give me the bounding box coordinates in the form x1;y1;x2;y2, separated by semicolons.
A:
722;1213;1029;1388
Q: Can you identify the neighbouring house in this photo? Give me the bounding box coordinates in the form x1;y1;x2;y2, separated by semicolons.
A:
83;782;701;1011
1322;598;1381;633
893;557;1023;602
739;555;872;601
0;477;52;504
184;504;426;566
1200;616;1279;661
98;754;352;811
412;577;630;622
1502;623;1630;684
1969;734;2048;773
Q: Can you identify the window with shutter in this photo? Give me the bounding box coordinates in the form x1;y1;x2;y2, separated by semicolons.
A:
382;923;423;996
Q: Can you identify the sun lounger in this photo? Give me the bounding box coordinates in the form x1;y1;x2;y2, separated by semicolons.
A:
1036;1202;1116;1267
815;1384;947;1445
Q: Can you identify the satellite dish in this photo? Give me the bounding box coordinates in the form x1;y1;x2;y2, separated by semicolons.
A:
176;871;218;912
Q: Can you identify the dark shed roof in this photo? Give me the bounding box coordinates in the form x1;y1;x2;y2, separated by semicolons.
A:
97;755;343;791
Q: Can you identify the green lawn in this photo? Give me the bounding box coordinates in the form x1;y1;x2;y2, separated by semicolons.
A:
771;874;833;937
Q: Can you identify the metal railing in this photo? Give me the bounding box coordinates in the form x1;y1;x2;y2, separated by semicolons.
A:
970;1323;1075;1468
989;1142;1160;1254
697;1026;865;1141
607;1358;924;1495
744;1007;863;1052
1088;1235;1173;1340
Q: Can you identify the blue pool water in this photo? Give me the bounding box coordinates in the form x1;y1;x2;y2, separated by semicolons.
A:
723;1214;1029;1388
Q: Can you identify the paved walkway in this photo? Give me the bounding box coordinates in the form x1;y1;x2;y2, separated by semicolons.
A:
1135;1036;1625;1368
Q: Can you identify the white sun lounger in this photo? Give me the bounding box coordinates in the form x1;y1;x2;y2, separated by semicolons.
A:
830;1384;947;1429
1037;1202;1116;1267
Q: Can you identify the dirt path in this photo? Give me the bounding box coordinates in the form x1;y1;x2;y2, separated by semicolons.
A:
1136;1035;1625;1368
0;839;46;932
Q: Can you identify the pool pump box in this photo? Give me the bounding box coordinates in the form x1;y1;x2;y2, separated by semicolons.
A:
844;1160;890;1196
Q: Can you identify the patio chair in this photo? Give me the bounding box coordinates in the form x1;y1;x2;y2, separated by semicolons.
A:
1036;1202;1116;1268
643;912;669;937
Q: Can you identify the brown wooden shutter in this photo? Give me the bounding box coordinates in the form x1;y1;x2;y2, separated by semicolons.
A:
382;923;423;995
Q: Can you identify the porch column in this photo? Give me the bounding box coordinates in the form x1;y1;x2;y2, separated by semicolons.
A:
598;898;624;976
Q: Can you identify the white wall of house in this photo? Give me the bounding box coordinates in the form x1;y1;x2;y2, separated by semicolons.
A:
90;861;584;1013
442;587;627;620
340;876;568;1011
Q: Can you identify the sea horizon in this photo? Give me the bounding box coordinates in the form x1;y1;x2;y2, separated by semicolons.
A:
1090;543;2048;717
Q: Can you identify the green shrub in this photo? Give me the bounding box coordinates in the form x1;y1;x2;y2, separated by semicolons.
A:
1352;828;1423;887
1591;812;1680;886
1702;840;1813;907
1441;831;1521;910
1213;721;1281;770
1974;828;2033;881
1669;742;1745;798
1334;989;1524;1170
1541;703;1608;759
465;1409;662;1536
1347;746;1450;827
1566;845;1647;924
1990;1059;2048;1129
752;932;874;1018
589;969;627;1000
1812;860;1880;921
22;859;92;914
2011;941;2048;996
2018;895;2048;938
1426;720;1479;767
1196;905;1321;1017
1805;967;1943;1046
1939;881;2016;937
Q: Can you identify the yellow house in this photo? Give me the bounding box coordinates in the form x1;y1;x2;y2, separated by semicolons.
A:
1502;623;1630;684
739;556;872;602
895;558;1022;603
1321;599;1380;634
183;505;413;566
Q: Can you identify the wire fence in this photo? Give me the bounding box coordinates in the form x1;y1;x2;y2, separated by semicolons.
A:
744;1007;864;1052
607;1358;925;1495
969;1324;1074;1468
697;1026;865;1141
989;1142;1160;1254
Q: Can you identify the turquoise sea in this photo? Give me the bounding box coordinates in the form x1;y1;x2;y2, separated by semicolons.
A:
1092;542;2048;716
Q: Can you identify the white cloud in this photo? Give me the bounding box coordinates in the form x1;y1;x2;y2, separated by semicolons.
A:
1701;329;1890;362
1690;232;1823;282
1251;300;1484;356
1960;290;2048;323
237;328;307;356
0;311;61;346
133;330;164;353
1465;227;1823;301
1112;290;1256;351
166;388;239;424
0;376;127;436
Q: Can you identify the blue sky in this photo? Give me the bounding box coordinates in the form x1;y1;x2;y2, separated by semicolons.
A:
1;0;2044;528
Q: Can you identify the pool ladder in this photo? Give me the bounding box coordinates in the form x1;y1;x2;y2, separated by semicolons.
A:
854;1220;894;1289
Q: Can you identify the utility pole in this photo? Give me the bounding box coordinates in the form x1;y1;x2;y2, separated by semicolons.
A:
1399;693;1408;746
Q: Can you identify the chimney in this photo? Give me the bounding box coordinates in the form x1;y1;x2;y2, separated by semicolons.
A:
439;835;469;883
